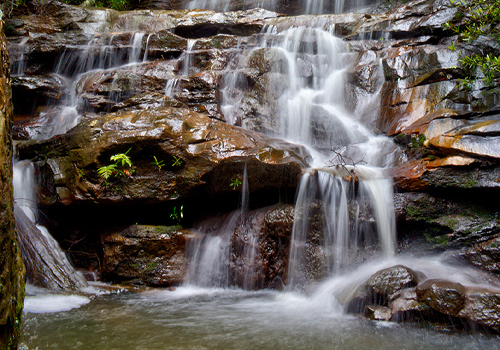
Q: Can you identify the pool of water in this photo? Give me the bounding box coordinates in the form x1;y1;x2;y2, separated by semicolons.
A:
20;285;500;350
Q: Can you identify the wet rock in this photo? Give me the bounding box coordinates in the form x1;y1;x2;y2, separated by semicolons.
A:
14;205;87;291
462;237;500;274
11;75;64;115
0;18;25;348
188;205;293;290
458;287;500;330
233;205;294;290
366;265;419;301
16;102;309;206
428;116;500;159
394;192;500;252
416;279;466;316
389;287;428;322
343;265;422;314
365;305;392;321
101;224;186;286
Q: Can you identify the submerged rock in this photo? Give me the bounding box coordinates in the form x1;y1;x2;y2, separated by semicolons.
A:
365;305;392;321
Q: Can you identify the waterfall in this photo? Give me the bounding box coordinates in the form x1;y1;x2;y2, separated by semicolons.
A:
304;0;373;14
184;212;240;288
8;37;28;76
13;160;88;290
12;30;150;290
217;24;397;289
184;163;259;290
183;0;373;13
182;39;198;76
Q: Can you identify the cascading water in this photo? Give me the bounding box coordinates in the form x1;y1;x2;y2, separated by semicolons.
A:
182;0;373;14
184;163;259;290
218;25;397;289
13;4;500;349
303;0;374;14
11;30;152;290
13;159;88;290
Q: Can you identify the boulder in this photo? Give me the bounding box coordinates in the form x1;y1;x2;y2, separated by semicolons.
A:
101;224;186;286
16;96;309;206
366;265;419;302
416;279;466;316
344;265;422;314
458;287;500;330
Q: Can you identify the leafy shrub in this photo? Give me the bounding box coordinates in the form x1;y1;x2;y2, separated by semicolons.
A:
445;0;500;85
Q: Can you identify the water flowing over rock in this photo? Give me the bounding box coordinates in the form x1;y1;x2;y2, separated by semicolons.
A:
16;101;308;205
185;205;294;290
8;0;500;337
14;205;87;290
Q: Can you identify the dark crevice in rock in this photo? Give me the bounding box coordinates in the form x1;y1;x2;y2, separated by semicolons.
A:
173;24;262;39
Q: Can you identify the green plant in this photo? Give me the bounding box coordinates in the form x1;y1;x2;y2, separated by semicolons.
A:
110;149;132;167
151;156;165;171
410;134;426;148
446;0;500;86
172;156;183;167
170;205;183;225
230;177;242;190
97;148;134;183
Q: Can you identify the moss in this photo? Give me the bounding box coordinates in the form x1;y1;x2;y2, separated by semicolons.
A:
406;205;427;221
424;232;450;247
145;260;158;272
461;174;478;189
153;225;179;236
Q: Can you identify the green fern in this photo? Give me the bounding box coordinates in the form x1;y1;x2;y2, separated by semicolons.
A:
110;148;132;167
97;164;117;180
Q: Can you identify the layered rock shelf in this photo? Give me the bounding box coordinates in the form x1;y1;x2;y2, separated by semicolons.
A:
6;0;500;334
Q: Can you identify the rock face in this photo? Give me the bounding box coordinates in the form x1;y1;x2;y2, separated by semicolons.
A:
185;204;293;290
16;97;308;206
0;13;25;350
6;1;500;330
101;224;186;286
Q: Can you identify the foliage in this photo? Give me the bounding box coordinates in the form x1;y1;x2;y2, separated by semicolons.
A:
170;205;183;225
445;0;500;86
411;134;426;148
151;156;165;171
172;156;183;167
230;177;242;190
97;163;118;180
1;0;27;16
97;148;134;182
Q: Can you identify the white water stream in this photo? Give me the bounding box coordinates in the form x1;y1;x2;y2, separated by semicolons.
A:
216;25;398;290
9;4;500;349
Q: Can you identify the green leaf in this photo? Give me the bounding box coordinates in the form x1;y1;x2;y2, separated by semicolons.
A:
110;148;132;168
97;164;117;180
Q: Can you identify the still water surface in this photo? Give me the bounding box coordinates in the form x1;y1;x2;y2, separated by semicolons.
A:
21;286;500;350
